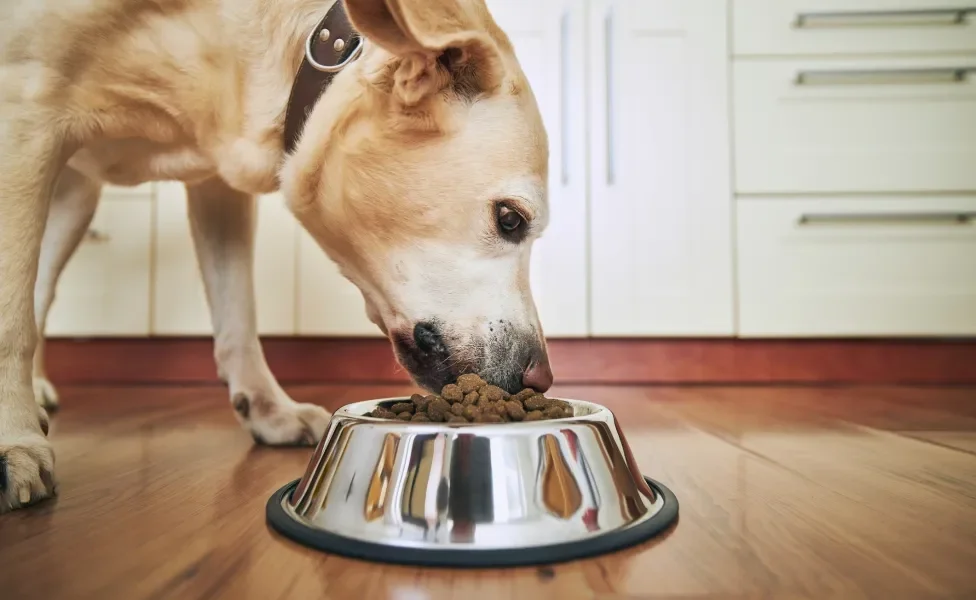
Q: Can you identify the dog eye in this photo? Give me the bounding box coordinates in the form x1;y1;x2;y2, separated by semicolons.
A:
496;204;526;240
498;206;522;231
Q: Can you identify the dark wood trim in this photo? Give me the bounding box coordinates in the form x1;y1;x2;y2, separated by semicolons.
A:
43;336;976;385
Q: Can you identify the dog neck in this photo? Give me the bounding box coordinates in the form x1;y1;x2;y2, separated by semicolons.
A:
217;0;345;193
283;1;363;155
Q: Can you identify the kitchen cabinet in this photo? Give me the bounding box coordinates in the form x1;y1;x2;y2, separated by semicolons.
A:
731;0;976;337
49;0;974;341
737;197;976;337
733;0;976;57
734;56;976;195
587;0;735;335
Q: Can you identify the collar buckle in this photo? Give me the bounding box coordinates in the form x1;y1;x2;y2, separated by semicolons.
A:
304;29;363;73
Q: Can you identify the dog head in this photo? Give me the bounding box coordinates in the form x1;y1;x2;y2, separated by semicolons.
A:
282;0;552;394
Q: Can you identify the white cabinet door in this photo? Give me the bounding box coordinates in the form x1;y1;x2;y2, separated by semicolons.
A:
46;196;153;336
152;183;298;335
587;0;735;335
488;0;589;337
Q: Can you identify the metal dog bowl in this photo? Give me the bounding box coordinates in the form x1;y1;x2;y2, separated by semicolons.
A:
265;398;678;567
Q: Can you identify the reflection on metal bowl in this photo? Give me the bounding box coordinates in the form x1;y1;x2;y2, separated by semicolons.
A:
265;398;678;567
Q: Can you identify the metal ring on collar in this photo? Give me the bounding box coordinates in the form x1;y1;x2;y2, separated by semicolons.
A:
304;30;363;73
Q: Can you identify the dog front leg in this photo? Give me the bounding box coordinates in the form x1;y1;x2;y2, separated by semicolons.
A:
185;177;330;446
32;167;102;410
0;119;62;513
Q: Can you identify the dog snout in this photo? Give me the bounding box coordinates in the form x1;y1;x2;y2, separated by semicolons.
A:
481;334;551;394
413;321;446;355
522;358;553;392
391;321;553;395
392;321;463;392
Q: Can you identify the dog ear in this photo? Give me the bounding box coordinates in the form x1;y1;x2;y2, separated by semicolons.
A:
344;0;505;107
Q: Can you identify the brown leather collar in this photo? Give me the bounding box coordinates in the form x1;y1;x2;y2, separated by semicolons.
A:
283;1;363;155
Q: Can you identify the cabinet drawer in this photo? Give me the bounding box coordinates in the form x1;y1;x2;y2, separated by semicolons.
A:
733;1;976;57
733;57;976;194
736;197;976;337
46;198;153;336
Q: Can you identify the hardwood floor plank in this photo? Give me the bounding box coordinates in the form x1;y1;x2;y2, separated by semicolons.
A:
900;431;976;455
652;387;976;597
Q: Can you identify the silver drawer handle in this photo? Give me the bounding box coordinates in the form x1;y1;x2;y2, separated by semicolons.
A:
798;212;976;226
84;228;110;242
795;8;975;28
795;67;973;86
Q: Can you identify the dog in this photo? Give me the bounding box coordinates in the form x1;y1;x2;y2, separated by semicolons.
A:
0;0;553;513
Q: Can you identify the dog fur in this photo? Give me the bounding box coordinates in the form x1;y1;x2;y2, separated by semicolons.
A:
0;0;552;513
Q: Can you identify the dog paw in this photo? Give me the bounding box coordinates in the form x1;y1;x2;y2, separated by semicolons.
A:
33;377;59;411
0;433;57;514
231;392;331;447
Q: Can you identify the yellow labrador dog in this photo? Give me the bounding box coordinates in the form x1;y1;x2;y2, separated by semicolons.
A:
0;0;553;513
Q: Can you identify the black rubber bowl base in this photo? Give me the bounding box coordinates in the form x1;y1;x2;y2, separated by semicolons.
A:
265;476;679;568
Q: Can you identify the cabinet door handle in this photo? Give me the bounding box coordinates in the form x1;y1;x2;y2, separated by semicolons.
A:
559;7;570;185
794;8;975;28
84;228;110;242
798;212;976;226
604;7;615;186
795;67;973;86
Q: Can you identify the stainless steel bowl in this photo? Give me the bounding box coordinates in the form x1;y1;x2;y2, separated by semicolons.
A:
266;397;678;567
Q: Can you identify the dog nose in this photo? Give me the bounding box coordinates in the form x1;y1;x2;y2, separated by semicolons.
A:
522;359;553;392
413;322;447;355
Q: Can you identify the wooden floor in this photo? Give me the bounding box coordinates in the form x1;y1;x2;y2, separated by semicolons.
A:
1;384;975;599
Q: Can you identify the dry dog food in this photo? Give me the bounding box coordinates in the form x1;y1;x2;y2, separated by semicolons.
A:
365;373;572;423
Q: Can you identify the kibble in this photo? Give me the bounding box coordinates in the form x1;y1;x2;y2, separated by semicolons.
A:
411;394;429;411
441;384;464;402
372;407;396;419
505;400;526;421
456;373;486;393
524;394;547;411
427;397;452;422
482;385;508;402
364;375;573;424
514;388;535;400
543;406;560;419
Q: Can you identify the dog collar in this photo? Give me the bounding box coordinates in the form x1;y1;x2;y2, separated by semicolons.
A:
283;1;364;155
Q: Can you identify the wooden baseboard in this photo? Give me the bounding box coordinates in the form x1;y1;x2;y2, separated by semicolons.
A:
43;336;976;385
